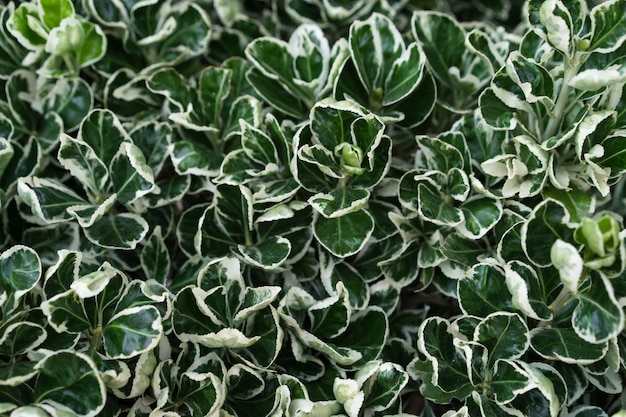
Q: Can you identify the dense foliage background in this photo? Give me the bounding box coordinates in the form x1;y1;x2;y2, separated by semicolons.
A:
1;0;626;416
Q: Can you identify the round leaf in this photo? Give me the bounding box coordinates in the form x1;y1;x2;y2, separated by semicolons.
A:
34;351;106;417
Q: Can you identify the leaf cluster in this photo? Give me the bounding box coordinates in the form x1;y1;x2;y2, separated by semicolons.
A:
1;0;626;416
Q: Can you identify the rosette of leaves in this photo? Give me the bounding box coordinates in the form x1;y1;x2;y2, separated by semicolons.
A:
278;283;389;370
172;256;281;353
479;0;626;198
397;129;503;282
6;0;106;78
214;113;300;206
17;109;173;251
292;99;392;258
409;312;568;417
146;59;261;181
334;12;436;127
245;22;349;119
131;343;227;416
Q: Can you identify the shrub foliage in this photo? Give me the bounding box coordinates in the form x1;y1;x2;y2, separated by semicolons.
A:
1;0;626;416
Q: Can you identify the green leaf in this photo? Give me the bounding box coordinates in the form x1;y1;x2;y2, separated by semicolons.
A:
0;245;41;300
42;289;91;333
362;363;409;412
140;226;171;285
57;133;109;198
84;213;149;250
309;187;370;218
0;321;46;357
198;65;232;125
34;351;106;417
459;263;516;316
475;313;530;367
74;19;106;68
458;197;503;239
589;0;626;52
523;199;575;267
489;360;532;405
530;327;608;364
308;283;351;339
313;209;374;258
241;121;279;166
41;78;93;132
310;99;364;151
17;177;87;224
542;188;594;224
0;361;38;387
417;181;464;227
171;140;222;177
172;286;221;338
39;0;75;29
103;305;163;359
245;68;307;118
147;2;211;63
597;135;626;174
573;273;624;343
349;13;403;93
130;121;172;176
505;261;553;321
384;43;426;106
78;109;128;167
479;88;517;130
246;37;295;83
332;307;388;366
6;3;48;50
70;263;118;299
110;142;155;205
236;236;292;270
415;317;473;397
0;137;13;180
146;67;193;111
411;11;466;90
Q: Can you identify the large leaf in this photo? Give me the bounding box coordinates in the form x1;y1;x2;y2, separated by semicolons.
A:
413;317;474;398
57;133;109;198
0;321;46;357
103;305;163;359
110;142;155;205
78;109;128;166
84;213;149;250
313;209;374;258
141;226;171;285
309;187;370;218
589;0;626;52
458;263;516;317
474;312;529;367
41;77;93;132
0;245;41;302
235;236;292;270
573;273;624;343
530;327;608;364
522;199;575;267
34;351;106;417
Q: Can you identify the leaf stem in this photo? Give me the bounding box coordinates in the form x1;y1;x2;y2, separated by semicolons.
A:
543;52;585;141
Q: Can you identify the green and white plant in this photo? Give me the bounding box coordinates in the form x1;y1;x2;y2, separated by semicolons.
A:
1;0;626;416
